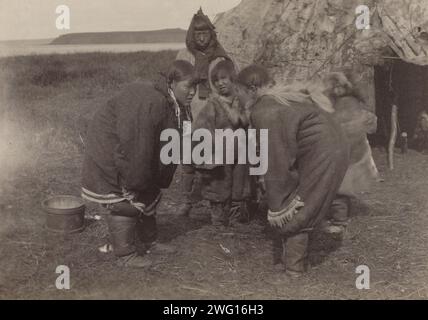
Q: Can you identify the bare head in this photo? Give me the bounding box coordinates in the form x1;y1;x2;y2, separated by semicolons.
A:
235;65;273;107
167;60;197;107
211;60;237;97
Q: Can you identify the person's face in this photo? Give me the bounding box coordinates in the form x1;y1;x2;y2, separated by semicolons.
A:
214;74;234;97
333;85;347;97
235;84;258;116
171;78;196;107
194;29;212;50
235;84;256;105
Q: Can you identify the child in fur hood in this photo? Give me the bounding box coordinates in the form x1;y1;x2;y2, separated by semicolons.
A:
191;60;250;227
175;8;233;218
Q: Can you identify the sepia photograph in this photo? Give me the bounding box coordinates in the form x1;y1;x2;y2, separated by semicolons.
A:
0;0;428;304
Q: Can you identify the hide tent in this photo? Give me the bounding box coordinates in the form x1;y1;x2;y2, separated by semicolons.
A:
214;0;428;146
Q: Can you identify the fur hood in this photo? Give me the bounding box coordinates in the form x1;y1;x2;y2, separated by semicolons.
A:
185;9;228;60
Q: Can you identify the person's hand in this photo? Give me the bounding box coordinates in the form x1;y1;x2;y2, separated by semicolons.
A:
122;188;135;201
281;197;305;224
267;196;305;228
257;176;266;194
285;200;305;223
130;200;147;213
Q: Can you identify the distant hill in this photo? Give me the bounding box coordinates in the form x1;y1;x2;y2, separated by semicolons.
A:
0;38;54;46
50;28;186;45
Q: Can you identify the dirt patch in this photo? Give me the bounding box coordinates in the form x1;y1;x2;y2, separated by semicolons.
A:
1;148;428;299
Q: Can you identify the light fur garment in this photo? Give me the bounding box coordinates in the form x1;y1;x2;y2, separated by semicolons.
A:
259;79;379;197
258;83;335;113
212;93;243;127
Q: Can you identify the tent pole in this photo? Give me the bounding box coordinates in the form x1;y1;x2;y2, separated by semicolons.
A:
388;104;398;170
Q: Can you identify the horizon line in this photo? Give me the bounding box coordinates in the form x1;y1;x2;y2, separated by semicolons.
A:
0;27;188;42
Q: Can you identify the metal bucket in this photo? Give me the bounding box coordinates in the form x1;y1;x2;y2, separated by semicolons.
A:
42;195;85;233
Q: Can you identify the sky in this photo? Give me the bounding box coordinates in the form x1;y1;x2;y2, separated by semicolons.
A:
0;0;241;41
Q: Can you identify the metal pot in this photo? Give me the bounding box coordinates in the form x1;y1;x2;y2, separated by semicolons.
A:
42;195;85;233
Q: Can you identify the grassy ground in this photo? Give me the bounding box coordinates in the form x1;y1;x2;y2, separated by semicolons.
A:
1;51;428;299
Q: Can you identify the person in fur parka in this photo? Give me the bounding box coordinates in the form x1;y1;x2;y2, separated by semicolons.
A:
175;8;233;217
191;60;250;227
81;60;197;267
235;65;349;276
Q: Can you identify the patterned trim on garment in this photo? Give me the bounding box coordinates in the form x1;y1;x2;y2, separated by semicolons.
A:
81;187;162;216
81;187;126;204
267;195;305;228
168;88;182;129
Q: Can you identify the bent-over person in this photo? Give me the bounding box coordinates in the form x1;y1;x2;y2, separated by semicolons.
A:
81;60;196;268
235;65;349;277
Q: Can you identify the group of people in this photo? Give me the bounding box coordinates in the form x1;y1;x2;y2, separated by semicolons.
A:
81;9;378;277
